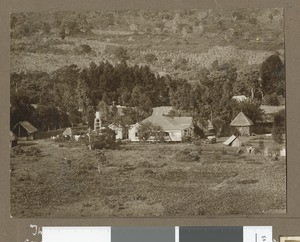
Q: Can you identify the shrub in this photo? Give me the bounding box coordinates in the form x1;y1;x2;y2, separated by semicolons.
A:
88;129;119;150
192;137;202;146
80;44;92;53
138;161;151;168
95;150;109;166
137;122;165;142
25;147;42;157
11;146;24;156
258;138;265;150
74;44;93;55
272;110;285;144
221;149;227;155
144;53;158;63
54;136;70;142
177;148;201;162
76;160;97;175
182;135;192;143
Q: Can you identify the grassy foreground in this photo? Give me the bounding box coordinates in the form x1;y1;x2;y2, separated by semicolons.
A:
10;136;286;217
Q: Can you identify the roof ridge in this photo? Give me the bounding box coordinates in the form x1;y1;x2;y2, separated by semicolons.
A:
230;112;254;126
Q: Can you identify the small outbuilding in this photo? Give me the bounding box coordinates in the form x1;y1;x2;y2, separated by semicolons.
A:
12;121;38;141
10;131;18;147
62;127;73;137
128;123;140;141
230;112;254;136
232;95;248;102
108;123;124;140
280;147;286;157
223;135;243;147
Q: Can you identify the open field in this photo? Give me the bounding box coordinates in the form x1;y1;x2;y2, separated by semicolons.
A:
10;136;286;217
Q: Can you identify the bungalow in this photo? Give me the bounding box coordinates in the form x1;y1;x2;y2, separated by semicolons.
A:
230;112;254;136
12;121;38;141
128;106;193;142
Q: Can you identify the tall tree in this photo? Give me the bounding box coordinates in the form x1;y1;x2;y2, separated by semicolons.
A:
261;54;284;96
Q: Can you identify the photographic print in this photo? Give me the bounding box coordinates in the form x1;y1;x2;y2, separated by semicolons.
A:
280;237;300;242
10;9;286;217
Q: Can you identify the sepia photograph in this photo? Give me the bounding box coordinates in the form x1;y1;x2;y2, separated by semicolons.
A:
280;237;300;242
10;8;286;217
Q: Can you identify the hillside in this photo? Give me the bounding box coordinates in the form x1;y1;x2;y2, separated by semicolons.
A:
10;9;284;81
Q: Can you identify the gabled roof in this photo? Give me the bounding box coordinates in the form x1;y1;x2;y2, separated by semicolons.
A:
230;112;254;126
232;95;248;102
223;135;237;145
10;131;17;141
108;123;122;130
141;106;193;131
152;106;173;116
63;127;73;136
223;135;243;146
14;121;38;134
260;105;285;114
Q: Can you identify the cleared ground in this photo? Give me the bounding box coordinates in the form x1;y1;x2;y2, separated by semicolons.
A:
10;136;286;217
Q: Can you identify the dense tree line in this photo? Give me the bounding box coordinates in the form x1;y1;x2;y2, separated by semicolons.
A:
10;54;285;137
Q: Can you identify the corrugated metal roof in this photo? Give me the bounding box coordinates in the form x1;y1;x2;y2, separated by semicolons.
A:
232;95;248;102
260;105;285;114
141;107;193;131
152;106;173;116
223;135;237;145
18;121;38;134
230;112;254;126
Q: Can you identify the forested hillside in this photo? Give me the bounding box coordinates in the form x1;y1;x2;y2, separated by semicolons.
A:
10;9;285;134
11;9;284;78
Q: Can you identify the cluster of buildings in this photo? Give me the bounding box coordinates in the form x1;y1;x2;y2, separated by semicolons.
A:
105;103;285;143
10;96;285;146
103;106;194;142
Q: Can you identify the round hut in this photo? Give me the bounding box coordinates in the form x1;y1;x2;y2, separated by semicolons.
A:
230;112;254;136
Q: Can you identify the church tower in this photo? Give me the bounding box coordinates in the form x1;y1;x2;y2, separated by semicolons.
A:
94;111;101;133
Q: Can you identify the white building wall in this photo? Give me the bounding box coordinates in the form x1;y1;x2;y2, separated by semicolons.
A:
115;129;123;140
128;124;140;141
168;130;182;142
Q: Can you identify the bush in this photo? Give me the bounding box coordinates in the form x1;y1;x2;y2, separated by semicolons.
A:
74;44;93;55
182;135;192;143
54;136;70;142
192;137;202;146
76;160;97;175
88;129;119;150
144;53;158;63
137;122;165;142
80;44;92;53
258;138;265;150
272;110;285;144
263;93;279;105
25;147;42;157
95;150;109;166
221;149;227;155
177;148;201;162
11;146;24;156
